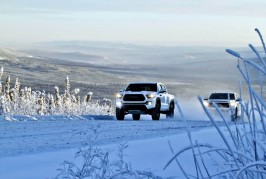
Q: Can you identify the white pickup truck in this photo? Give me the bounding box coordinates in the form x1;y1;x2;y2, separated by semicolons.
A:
115;82;175;120
204;92;241;120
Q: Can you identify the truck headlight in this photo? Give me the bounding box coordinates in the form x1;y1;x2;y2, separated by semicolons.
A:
146;94;156;99
230;101;236;107
203;100;209;106
116;93;123;99
147;101;152;105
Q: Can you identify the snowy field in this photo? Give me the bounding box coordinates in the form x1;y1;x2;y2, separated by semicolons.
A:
0;47;245;178
0;114;225;158
0;111;236;179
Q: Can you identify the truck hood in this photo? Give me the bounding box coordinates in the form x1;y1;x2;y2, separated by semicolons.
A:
122;91;156;95
208;99;229;103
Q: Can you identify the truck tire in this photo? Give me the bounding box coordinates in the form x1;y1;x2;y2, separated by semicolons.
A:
152;101;160;120
116;108;125;120
235;108;239;119
166;102;174;118
132;114;140;120
231;108;238;121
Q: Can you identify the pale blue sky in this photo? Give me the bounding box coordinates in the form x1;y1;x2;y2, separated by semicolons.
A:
0;0;265;46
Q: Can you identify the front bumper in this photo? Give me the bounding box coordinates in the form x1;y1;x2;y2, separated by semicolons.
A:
207;106;235;116
116;100;156;114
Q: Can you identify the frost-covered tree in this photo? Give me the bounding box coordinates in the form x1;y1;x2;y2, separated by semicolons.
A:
54;86;61;108
0;95;5;115
35;90;46;115
0;67;3;95
19;89;25;100
47;94;55;114
12;78;20;113
64;76;71;99
14;78;20;98
5;75;11;102
63;76;71;114
9;88;15;102
25;87;31;100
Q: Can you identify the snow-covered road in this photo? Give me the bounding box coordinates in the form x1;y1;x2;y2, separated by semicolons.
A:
0;115;225;158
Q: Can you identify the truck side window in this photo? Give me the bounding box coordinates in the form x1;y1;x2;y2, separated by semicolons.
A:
162;84;167;91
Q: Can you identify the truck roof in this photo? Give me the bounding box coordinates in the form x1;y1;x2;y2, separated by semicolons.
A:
129;82;159;85
211;92;236;95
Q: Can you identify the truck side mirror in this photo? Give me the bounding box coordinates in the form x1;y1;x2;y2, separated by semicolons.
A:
204;97;208;101
236;98;241;102
119;89;125;92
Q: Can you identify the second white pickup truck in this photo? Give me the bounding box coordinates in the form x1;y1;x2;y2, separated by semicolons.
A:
204;92;241;120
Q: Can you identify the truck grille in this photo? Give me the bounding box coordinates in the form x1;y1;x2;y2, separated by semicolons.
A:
210;102;230;108
122;104;147;111
123;94;145;101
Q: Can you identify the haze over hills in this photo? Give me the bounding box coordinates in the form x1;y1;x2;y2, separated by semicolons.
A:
0;41;258;100
22;41;234;64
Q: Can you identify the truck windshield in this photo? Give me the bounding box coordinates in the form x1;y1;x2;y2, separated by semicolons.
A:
209;93;228;99
126;84;157;92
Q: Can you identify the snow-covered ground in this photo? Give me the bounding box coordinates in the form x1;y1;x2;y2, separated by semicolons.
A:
0;114;222;157
0;125;225;179
0;113;233;179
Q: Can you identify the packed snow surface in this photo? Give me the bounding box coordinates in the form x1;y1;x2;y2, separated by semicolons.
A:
0;115;225;158
0;114;232;179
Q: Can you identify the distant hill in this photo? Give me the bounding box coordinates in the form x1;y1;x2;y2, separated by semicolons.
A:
0;48;33;60
23;41;235;65
22;50;109;64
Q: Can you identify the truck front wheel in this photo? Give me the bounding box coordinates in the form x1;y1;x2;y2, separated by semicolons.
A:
116;108;125;120
231;108;238;121
152;102;160;120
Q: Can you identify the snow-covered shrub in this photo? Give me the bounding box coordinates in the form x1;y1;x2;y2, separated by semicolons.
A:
0;70;111;116
0;67;3;96
165;28;266;178
85;92;93;102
